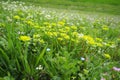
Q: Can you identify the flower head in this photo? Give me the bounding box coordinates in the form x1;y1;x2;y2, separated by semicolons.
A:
113;67;120;72
36;65;43;70
19;36;31;42
103;53;111;59
102;25;109;31
101;78;106;80
80;57;85;61
46;48;50;51
82;35;96;45
58;21;65;26
14;15;20;20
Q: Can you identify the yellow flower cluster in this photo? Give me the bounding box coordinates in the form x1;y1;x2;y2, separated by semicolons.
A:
15;17;115;48
45;32;58;37
102;25;109;31
71;26;77;30
31;20;116;47
14;15;20;20
33;34;45;44
19;36;31;42
60;33;70;40
82;35;96;45
104;53;111;59
17;19;116;48
36;21;80;44
80;35;103;47
58;21;65;26
95;38;103;42
26;20;34;26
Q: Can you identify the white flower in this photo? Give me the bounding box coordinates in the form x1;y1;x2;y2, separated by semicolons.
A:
80;57;85;61
46;48;50;51
36;65;43;70
110;44;116;48
78;33;84;38
45;15;51;19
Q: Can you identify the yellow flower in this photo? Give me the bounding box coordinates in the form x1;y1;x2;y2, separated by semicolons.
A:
19;36;31;42
58;21;65;26
46;32;53;36
34;25;40;28
43;22;50;26
72;32;78;37
60;33;70;40
14;15;20;20
45;32;57;37
102;27;109;31
65;26;70;32
104;53;111;59
102;25;109;31
26;20;34;26
52;32;58;37
64;35;70;40
33;34;40;38
82;35;95;45
88;40;96;45
58;37;63;41
51;23;57;27
47;26;51;28
71;26;77;30
59;29;66;33
39;39;45;44
95;38;103;42
95;43;103;47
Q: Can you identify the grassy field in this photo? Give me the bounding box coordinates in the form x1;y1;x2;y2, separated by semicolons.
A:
7;0;120;15
0;0;120;80
12;0;120;5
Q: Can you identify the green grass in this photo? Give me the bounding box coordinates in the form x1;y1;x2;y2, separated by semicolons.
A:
12;0;120;5
7;0;120;15
0;1;120;80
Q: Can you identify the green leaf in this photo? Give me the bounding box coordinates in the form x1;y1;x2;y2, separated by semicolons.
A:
0;78;5;80
15;59;21;72
42;58;53;77
35;44;48;66
0;48;9;64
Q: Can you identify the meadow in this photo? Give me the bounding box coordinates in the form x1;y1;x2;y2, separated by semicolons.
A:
11;0;120;15
0;0;120;80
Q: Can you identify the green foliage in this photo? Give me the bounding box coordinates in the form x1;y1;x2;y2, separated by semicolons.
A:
8;0;120;15
0;1;120;80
